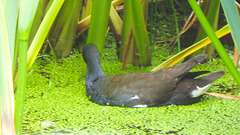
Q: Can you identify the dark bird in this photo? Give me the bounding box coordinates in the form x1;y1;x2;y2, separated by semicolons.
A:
82;44;224;108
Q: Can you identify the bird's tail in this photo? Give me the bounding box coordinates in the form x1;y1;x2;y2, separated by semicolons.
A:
159;54;207;77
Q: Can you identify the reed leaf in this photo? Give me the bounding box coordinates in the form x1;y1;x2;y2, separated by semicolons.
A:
131;0;151;66
0;1;15;134
120;0;151;66
109;5;123;42
49;0;82;57
27;0;65;71
152;24;230;71
191;0;220;60
15;0;39;134
220;0;240;53
2;0;18;66
87;0;112;53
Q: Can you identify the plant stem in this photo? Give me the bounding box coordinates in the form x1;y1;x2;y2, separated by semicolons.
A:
15;39;28;134
87;0;112;53
171;0;181;52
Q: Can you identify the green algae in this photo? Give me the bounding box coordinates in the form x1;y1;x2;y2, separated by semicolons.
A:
22;43;240;134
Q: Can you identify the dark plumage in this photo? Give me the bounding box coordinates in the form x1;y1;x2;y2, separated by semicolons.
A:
82;44;224;108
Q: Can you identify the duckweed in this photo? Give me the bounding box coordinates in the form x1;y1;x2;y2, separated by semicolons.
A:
23;43;240;134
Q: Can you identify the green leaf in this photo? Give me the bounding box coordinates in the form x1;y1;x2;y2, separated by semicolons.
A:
220;0;240;52
120;0;151;66
0;1;15;134
87;0;112;53
130;0;151;65
15;0;40;134
2;0;18;64
152;24;230;71
27;0;65;71
188;0;240;86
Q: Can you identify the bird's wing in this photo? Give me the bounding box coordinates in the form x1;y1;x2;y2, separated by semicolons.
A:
95;71;177;107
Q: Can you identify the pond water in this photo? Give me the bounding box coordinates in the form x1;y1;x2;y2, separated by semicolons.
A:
23;43;240;134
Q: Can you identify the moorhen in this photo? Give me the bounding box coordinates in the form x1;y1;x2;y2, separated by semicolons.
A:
82;44;224;108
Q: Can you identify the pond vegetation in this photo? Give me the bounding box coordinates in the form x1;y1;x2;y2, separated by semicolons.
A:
1;0;240;134
23;35;239;134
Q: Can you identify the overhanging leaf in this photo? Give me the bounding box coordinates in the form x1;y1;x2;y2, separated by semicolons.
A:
0;1;15;134
27;0;65;71
152;24;230;71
